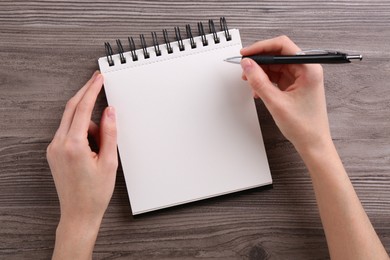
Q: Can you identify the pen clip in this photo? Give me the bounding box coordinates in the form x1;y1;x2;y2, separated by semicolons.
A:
296;49;362;61
296;49;345;55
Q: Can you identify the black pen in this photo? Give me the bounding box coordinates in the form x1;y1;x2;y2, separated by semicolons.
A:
225;50;363;65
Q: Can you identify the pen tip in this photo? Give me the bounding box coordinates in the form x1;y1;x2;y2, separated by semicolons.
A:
224;56;241;64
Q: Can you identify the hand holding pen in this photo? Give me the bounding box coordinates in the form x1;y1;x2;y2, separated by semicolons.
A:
238;35;330;150
239;36;388;260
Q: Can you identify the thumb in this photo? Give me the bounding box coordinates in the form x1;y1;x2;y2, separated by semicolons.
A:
99;106;118;170
241;58;280;106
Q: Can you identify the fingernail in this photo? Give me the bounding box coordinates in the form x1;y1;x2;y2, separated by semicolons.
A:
107;106;115;120
241;58;252;73
91;70;99;79
93;73;102;83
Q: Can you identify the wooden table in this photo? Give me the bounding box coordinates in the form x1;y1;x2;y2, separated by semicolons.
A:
1;1;389;259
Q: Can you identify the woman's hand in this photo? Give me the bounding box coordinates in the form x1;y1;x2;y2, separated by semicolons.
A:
241;36;331;154
47;71;118;259
241;36;388;260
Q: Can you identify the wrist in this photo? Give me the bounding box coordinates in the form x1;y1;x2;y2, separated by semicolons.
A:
57;213;102;240
53;216;102;259
293;136;349;184
293;132;333;156
56;217;101;245
294;136;337;168
59;205;105;230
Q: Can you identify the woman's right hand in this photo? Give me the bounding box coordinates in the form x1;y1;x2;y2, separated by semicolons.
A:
240;36;332;154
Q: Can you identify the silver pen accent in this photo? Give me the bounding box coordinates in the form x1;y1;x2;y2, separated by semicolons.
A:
224;56;242;64
346;54;363;60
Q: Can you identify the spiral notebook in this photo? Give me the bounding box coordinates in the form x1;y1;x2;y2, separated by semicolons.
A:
98;18;272;215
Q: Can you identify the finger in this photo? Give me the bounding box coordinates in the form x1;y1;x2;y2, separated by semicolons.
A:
241;58;281;106
241;35;301;56
242;35;305;80
68;73;104;139
98;106;118;171
55;71;99;137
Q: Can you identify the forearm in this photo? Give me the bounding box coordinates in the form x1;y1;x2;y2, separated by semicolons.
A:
52;217;101;260
297;139;388;260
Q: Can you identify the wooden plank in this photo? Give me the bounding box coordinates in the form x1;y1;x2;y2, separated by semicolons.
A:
0;0;389;258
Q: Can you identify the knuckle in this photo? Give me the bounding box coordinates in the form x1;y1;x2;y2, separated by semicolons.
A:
103;124;117;139
304;64;324;82
63;137;83;158
46;135;86;163
77;99;93;114
251;77;264;91
46;139;62;160
278;35;290;42
47;140;58;154
315;64;324;74
65;97;77;110
46;142;54;159
250;74;267;92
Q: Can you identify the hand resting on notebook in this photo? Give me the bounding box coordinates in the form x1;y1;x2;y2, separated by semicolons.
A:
241;35;388;259
47;71;118;259
47;37;388;259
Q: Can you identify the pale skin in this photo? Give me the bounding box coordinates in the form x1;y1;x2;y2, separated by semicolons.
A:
47;36;389;259
47;72;118;259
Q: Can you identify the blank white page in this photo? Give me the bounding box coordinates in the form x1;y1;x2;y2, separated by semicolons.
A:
98;29;272;215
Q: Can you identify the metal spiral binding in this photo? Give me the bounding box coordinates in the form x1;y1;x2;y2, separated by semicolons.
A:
140;34;150;59
128;37;138;61
163;29;173;54
197;22;208;46
151;31;162;56
208;19;220;44
186;24;196;49
220;17;231;41
174;27;185;51
105;17;232;66
104;42;114;66
116;39;126;64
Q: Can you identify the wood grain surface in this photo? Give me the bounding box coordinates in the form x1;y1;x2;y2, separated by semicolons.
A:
0;1;389;259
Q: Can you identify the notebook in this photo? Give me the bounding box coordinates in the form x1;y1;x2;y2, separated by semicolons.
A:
98;18;272;215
